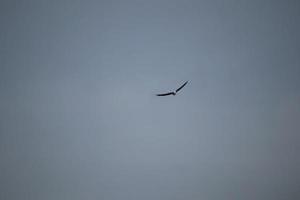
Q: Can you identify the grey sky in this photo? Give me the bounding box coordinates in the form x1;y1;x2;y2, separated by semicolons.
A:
1;0;300;199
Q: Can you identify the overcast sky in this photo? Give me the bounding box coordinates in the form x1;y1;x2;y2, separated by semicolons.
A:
1;0;300;199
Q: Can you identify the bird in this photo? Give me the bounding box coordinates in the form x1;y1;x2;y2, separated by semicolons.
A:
156;81;188;96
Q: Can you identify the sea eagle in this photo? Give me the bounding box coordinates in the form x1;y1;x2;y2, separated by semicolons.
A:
156;81;188;96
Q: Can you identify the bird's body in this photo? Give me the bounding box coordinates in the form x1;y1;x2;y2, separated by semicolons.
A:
156;92;175;96
156;81;188;97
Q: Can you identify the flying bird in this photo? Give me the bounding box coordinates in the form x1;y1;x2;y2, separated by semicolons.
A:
156;81;188;96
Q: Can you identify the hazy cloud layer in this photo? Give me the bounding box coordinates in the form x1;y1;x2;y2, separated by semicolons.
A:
1;0;300;199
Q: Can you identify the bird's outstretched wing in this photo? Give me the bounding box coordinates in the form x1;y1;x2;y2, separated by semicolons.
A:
156;92;174;96
176;81;188;93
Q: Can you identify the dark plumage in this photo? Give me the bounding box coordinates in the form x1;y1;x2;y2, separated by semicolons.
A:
156;81;188;96
156;92;176;96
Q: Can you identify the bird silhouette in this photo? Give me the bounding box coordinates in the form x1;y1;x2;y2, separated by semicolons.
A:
156;81;188;96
